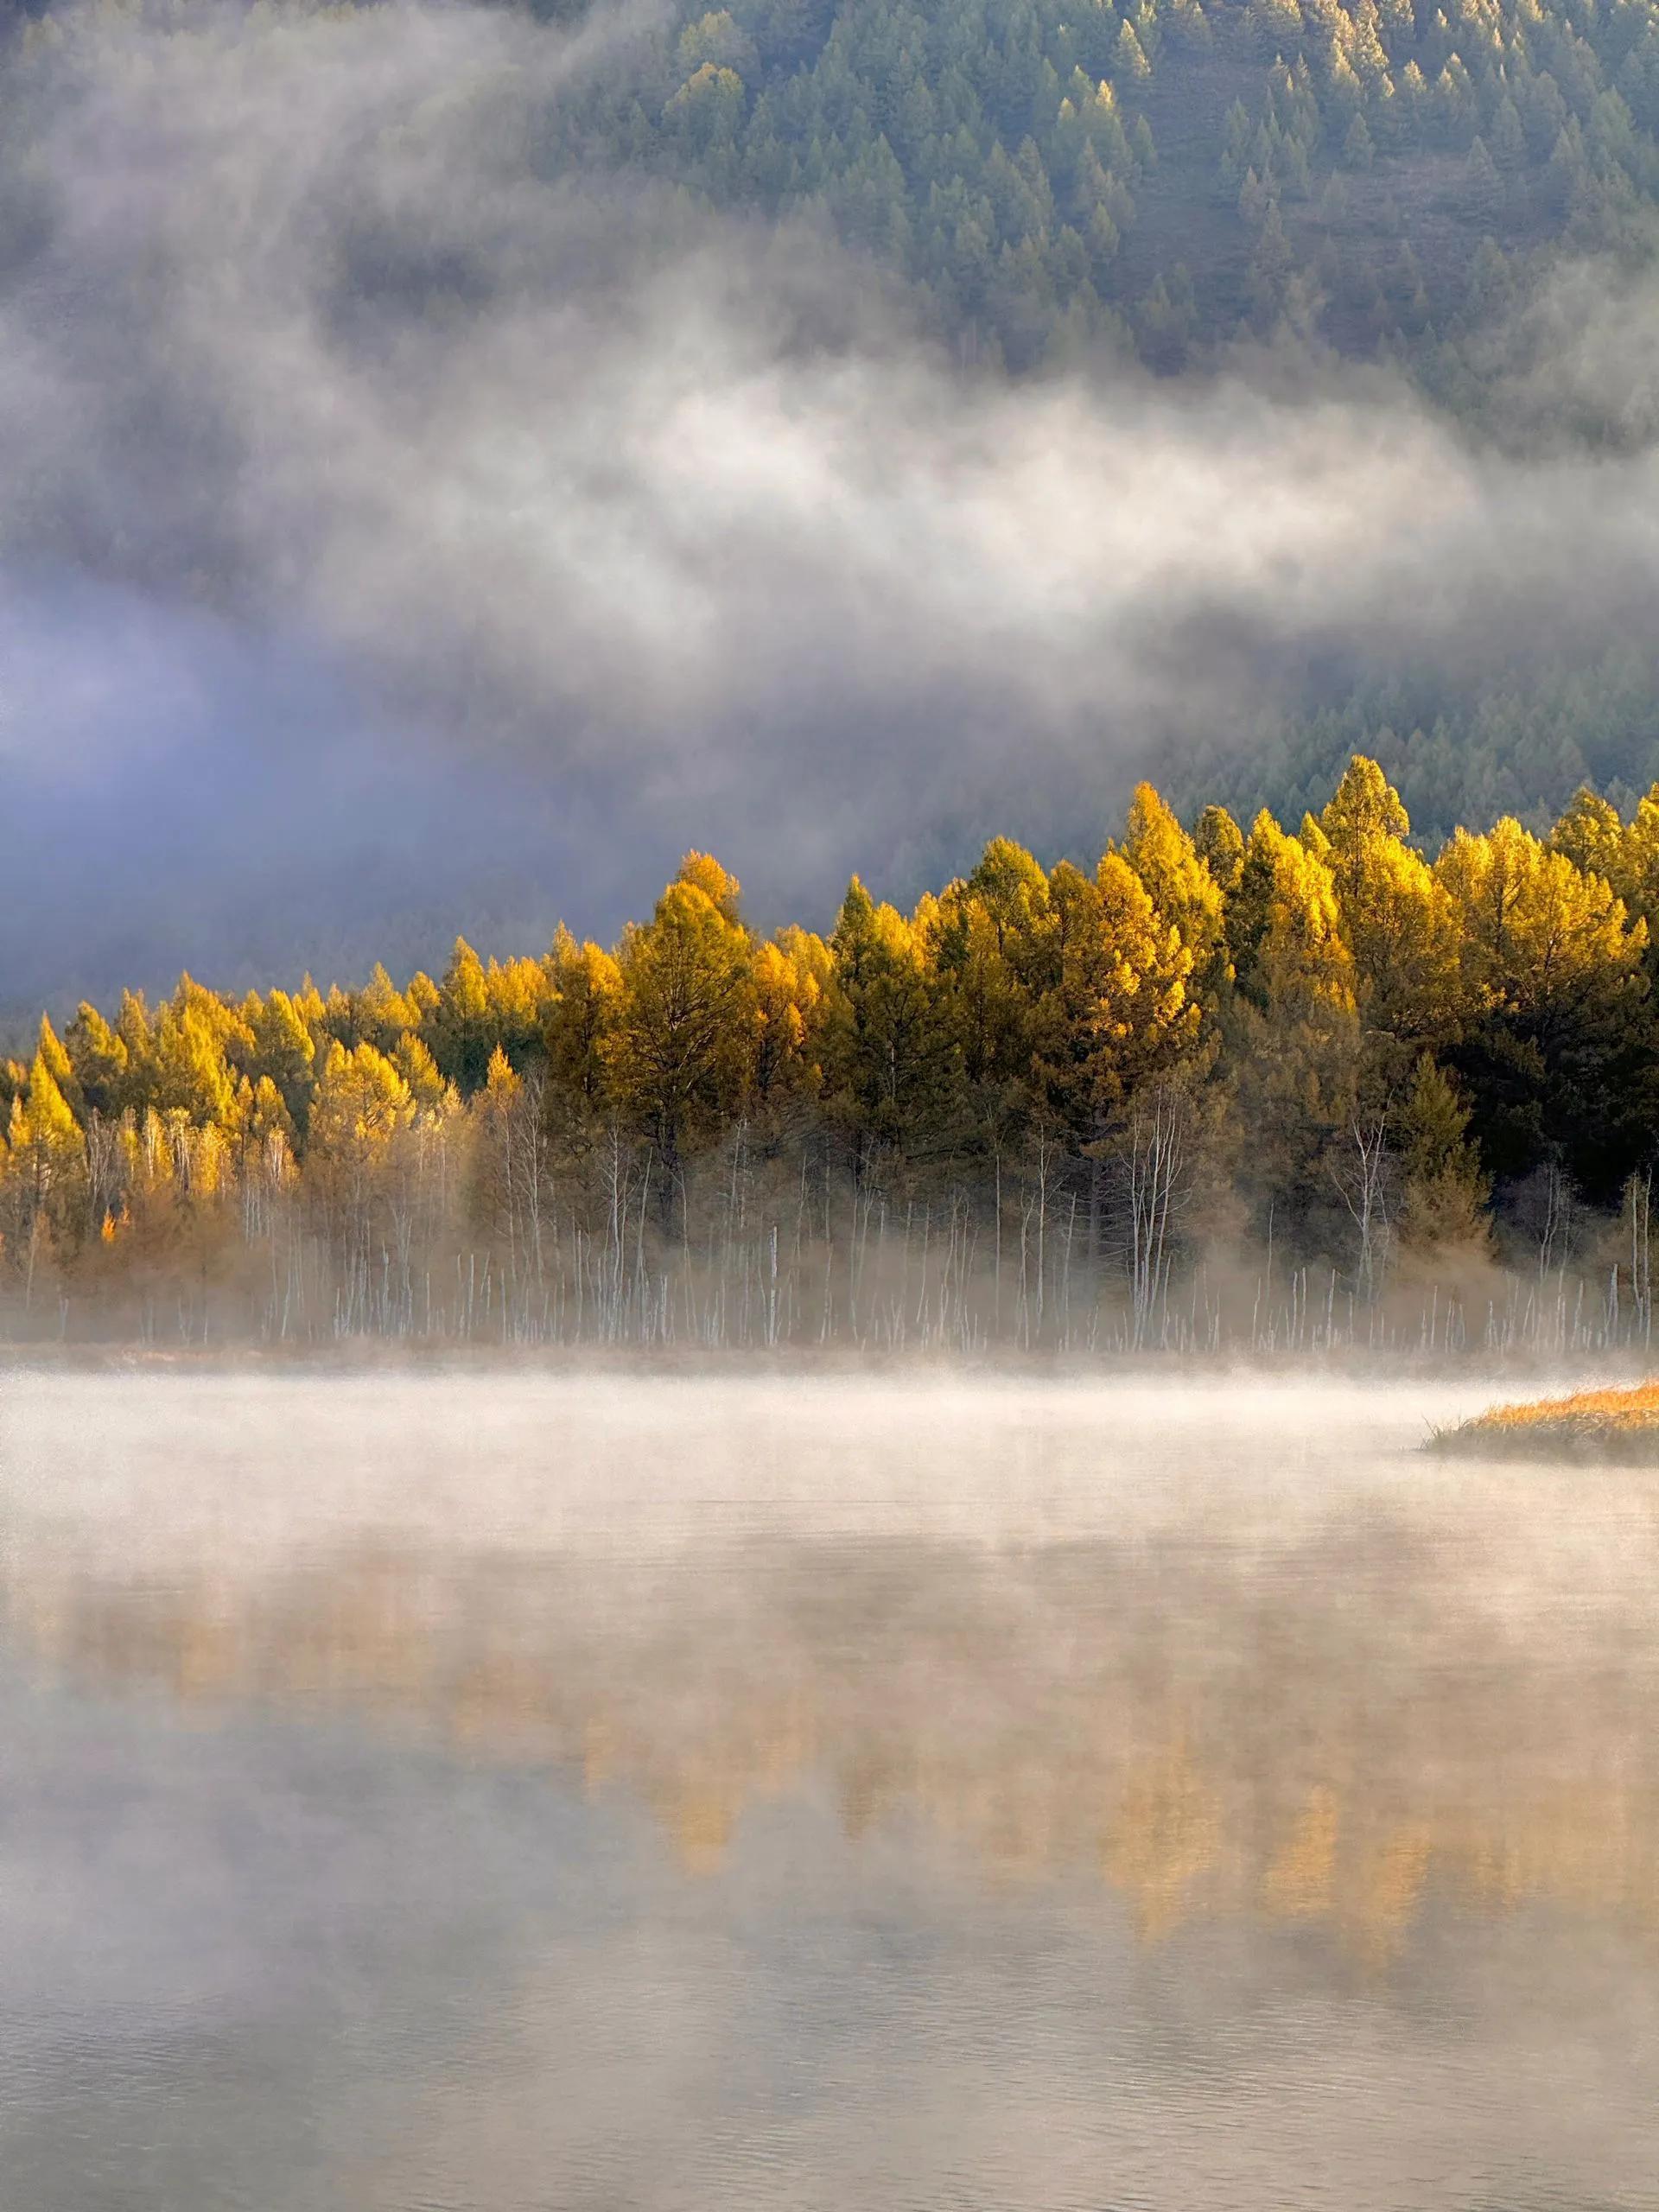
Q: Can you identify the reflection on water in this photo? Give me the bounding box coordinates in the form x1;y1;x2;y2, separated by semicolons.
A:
1;1370;1656;2210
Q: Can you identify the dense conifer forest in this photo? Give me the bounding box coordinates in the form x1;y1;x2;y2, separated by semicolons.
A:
8;760;1659;1351
507;0;1659;838
532;0;1659;385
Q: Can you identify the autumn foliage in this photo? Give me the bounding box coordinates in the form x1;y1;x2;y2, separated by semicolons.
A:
7;761;1659;1349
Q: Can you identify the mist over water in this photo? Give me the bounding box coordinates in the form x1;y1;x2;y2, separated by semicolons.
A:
3;1369;1656;2210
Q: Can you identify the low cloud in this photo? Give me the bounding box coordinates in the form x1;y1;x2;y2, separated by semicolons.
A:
3;0;1659;1004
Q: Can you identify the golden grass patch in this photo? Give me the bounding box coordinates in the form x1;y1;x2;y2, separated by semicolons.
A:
1429;1381;1659;1459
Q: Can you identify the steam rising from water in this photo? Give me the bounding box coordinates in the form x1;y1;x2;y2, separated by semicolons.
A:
7;1;1659;995
3;1370;1659;2209
0;1367;1500;1557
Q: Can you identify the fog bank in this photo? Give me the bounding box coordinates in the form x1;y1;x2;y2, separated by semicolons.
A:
6;0;1659;1000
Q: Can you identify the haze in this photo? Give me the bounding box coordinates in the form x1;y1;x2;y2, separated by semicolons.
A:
3;1370;1657;2210
6;0;1659;1003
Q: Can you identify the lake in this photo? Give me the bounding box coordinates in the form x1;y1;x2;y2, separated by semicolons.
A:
1;1369;1655;2211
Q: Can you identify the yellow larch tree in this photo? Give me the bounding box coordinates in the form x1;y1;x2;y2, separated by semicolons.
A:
1032;854;1200;1141
931;838;1056;1103
1119;783;1230;1006
1317;755;1462;1051
753;929;830;1110
243;988;319;1131
306;1039;419;1261
1435;817;1646;1029
543;925;623;1124
603;855;759;1184
1;1041;90;1300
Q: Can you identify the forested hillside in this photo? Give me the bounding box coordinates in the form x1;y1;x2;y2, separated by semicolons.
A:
1168;651;1659;855
537;0;1659;381
9;760;1659;1352
6;0;1659;989
512;0;1659;838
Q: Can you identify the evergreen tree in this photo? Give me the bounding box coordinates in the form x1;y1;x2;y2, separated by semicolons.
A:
824;877;960;1155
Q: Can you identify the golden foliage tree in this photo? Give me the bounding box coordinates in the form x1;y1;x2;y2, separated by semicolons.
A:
603;855;759;1181
1317;755;1461;1052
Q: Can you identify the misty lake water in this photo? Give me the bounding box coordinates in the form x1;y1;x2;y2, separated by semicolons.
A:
0;1369;1656;2212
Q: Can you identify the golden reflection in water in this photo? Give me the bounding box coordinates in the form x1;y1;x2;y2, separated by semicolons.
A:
5;1518;1658;1956
1262;1783;1340;1917
1102;1737;1224;1941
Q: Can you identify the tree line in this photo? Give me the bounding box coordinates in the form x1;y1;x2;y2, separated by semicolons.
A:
7;756;1659;1351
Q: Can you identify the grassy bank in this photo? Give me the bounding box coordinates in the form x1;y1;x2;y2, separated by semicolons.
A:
1429;1382;1659;1462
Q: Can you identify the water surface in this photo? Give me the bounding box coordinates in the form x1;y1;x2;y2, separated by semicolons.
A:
1;1370;1655;2211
